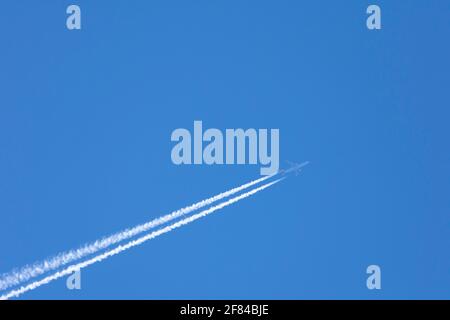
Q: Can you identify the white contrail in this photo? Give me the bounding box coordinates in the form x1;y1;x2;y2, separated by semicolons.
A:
0;174;273;291
0;178;283;300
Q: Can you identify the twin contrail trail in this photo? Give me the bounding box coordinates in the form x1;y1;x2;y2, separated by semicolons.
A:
0;178;284;300
0;174;272;292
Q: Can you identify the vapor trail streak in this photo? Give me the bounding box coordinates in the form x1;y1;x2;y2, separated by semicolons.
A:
0;178;283;300
0;175;273;291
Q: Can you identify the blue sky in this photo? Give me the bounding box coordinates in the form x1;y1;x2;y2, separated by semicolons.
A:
0;1;449;299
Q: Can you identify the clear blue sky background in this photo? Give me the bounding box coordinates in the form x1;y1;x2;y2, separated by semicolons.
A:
0;1;449;299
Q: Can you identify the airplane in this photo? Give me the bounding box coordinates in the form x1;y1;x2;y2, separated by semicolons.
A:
279;161;310;175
